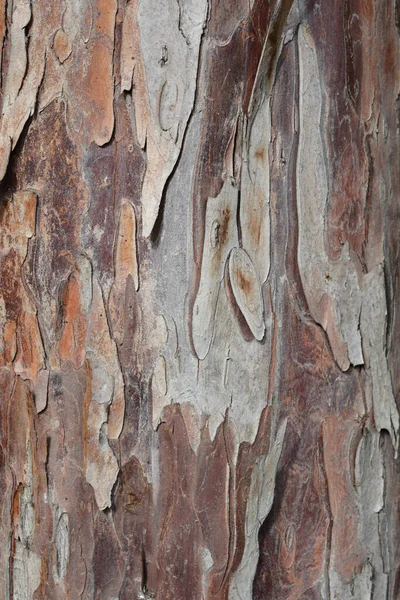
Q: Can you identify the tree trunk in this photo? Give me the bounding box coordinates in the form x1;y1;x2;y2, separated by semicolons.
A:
1;0;399;598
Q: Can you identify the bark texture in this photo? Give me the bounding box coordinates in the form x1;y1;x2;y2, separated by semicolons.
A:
0;0;400;598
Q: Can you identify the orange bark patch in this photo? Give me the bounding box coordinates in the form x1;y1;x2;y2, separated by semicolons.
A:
3;320;17;363
58;274;88;368
14;311;45;385
235;268;253;295
53;29;72;64
71;0;116;145
323;411;365;583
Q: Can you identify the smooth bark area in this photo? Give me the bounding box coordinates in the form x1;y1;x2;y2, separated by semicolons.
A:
0;0;399;598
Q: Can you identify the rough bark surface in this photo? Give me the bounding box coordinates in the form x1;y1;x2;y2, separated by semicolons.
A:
0;0;399;598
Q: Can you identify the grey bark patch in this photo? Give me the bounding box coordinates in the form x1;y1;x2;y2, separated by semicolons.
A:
54;508;69;582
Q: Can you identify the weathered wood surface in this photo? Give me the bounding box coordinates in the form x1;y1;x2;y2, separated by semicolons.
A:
0;0;399;598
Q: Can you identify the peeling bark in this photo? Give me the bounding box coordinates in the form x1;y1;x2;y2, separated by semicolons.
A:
1;0;400;598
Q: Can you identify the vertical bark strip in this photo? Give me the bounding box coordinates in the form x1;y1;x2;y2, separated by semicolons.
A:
0;0;399;598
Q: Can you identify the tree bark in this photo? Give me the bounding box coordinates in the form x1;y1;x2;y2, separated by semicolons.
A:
0;0;399;598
